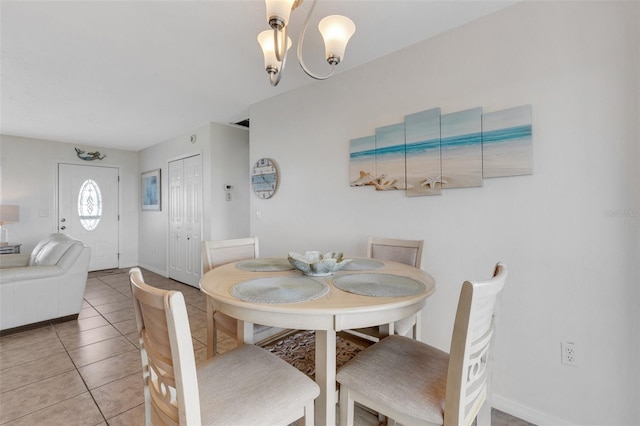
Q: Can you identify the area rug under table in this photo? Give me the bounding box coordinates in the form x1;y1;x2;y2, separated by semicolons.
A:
261;330;367;380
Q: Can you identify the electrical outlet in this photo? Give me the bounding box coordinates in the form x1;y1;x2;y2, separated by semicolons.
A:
561;341;578;367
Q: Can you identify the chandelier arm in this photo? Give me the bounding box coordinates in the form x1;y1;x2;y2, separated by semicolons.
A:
270;44;288;86
296;0;336;80
274;24;288;63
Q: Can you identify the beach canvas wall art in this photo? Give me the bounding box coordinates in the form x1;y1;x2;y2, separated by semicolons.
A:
350;135;377;187
349;103;533;197
405;108;443;197
374;123;406;190
482;105;533;178
441;107;483;189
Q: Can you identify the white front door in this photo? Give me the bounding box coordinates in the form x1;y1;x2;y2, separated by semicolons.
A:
169;155;202;287
58;163;119;271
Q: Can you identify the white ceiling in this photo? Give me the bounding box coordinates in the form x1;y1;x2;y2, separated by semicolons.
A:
1;1;516;152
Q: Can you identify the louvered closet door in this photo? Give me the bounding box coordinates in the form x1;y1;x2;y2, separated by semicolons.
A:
168;155;202;287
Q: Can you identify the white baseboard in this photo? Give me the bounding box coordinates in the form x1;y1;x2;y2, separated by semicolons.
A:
493;394;572;426
135;263;168;278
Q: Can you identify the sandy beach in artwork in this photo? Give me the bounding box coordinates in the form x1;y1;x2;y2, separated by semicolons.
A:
483;138;532;178
406;150;442;196
441;145;483;189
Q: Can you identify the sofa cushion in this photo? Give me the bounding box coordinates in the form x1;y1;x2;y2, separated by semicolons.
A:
29;234;81;266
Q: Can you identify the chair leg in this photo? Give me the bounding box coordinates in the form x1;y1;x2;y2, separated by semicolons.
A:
302;401;314;426
339;386;355;426
477;400;491;426
413;311;422;340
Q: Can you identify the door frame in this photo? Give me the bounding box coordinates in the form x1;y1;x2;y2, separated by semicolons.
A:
56;161;121;270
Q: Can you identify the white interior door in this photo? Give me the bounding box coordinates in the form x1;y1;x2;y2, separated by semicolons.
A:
58;163;119;271
169;155;202;287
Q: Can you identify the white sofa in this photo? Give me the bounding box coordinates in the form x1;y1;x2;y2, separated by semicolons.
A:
0;233;91;331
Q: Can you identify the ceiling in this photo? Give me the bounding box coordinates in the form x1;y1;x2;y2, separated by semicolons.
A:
1;1;516;152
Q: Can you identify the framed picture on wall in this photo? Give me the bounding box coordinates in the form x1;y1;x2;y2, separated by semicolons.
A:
141;169;161;211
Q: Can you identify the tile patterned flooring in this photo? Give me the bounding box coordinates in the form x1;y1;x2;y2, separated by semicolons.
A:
0;268;533;426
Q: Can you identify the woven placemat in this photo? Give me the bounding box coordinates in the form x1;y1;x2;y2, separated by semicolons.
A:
231;276;329;304
333;273;425;297
341;258;385;271
236;258;294;272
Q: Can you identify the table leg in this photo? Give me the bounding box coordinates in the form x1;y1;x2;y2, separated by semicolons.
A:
206;297;214;359
378;322;393;337
315;329;337;426
237;320;254;345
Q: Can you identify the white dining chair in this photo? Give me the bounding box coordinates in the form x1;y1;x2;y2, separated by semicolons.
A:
201;237;285;357
337;263;507;426
129;267;319;426
348;236;425;342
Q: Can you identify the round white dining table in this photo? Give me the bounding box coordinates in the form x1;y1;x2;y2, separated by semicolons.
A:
199;257;436;426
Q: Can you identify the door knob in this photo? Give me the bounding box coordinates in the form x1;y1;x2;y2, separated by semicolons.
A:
60;218;66;222
60;226;66;230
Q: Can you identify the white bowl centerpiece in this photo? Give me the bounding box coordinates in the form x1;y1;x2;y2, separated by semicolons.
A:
287;251;353;277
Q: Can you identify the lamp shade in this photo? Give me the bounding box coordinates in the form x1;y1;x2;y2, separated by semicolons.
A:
0;205;19;225
265;0;297;29
318;15;356;64
258;30;292;70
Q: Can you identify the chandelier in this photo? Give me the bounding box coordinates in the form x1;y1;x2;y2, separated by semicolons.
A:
257;0;356;86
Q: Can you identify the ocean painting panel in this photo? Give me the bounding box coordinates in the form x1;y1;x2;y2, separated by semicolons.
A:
441;107;483;189
405;108;442;197
374;123;406;190
350;135;376;187
482;105;533;178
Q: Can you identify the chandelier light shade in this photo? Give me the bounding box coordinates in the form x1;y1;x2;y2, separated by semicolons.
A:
257;30;292;86
318;15;356;65
265;0;298;29
258;0;356;86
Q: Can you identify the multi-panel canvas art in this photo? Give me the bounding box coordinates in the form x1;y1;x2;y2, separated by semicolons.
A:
441;107;483;189
350;136;376;187
405;108;442;197
374;123;406;190
349;104;533;197
482;105;533;178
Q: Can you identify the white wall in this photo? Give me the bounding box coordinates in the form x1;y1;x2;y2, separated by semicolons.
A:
209;123;251;240
250;2;639;425
138;122;249;275
0;134;139;267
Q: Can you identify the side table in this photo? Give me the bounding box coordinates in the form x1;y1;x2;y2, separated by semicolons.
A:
0;243;22;254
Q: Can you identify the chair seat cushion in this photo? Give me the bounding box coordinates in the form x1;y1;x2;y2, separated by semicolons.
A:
336;335;449;424
197;343;319;425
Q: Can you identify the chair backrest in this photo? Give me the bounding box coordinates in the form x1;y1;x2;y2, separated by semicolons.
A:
367;236;424;268
201;237;259;274
444;263;507;426
129;267;201;426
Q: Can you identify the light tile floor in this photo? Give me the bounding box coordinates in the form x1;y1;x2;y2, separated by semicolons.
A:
0;268;533;426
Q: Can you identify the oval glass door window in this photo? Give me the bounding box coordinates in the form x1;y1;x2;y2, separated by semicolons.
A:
78;179;102;231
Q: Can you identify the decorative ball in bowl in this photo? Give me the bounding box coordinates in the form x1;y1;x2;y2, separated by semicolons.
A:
287;251;353;277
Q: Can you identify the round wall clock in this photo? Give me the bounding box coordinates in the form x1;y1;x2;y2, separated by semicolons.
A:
251;158;278;199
